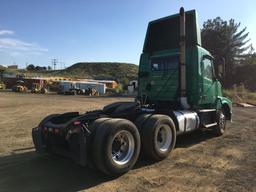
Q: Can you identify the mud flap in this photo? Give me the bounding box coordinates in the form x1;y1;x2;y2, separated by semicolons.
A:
32;127;45;153
79;131;87;166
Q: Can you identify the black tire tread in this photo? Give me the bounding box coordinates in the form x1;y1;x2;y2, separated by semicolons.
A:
93;118;118;175
93;118;140;176
141;114;176;161
135;113;152;132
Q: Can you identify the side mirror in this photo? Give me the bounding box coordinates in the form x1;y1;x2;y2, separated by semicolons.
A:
218;64;223;74
217;58;225;79
217;64;223;79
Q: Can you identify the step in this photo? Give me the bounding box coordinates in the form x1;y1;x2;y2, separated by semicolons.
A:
198;109;216;113
203;122;217;128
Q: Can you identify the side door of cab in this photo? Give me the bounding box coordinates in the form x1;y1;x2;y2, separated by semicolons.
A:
199;55;217;105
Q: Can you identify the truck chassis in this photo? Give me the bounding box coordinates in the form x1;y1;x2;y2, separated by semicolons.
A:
32;101;230;176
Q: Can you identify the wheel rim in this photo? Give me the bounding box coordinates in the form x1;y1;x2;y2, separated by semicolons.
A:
219;112;226;131
111;130;135;165
156;124;172;152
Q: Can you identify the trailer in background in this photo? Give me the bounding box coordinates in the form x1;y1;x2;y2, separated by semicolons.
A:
76;81;106;95
58;80;106;95
58;81;76;94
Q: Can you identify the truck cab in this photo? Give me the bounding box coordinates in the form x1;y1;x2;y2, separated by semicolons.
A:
138;9;232;118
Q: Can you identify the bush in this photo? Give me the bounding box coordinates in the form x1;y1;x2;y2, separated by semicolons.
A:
114;84;123;93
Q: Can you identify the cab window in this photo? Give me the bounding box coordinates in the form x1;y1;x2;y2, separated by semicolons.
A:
202;57;214;80
151;55;179;71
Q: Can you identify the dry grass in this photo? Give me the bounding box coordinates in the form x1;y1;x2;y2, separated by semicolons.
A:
223;85;256;105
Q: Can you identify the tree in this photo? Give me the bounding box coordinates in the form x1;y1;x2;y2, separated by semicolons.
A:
26;64;35;71
235;64;256;91
201;17;251;88
235;52;256;90
47;66;52;70
120;77;129;86
239;45;256;66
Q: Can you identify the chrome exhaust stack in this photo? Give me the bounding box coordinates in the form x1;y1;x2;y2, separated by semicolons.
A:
179;7;190;109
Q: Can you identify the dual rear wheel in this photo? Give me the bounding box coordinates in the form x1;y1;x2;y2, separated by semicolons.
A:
91;114;176;176
91;118;140;176
136;114;176;161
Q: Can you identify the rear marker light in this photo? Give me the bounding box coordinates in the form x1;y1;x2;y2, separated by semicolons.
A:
54;129;60;134
74;121;81;125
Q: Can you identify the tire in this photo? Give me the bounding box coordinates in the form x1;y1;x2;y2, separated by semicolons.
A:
141;114;176;161
135;113;152;132
87;118;111;169
93;118;140;176
88;117;111;133
215;109;226;136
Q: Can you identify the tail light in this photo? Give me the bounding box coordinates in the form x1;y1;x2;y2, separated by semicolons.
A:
74;121;81;125
54;128;60;134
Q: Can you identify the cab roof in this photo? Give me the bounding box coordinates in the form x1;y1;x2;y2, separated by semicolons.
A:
143;10;201;53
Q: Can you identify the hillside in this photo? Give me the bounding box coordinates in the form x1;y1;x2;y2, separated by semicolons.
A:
62;62;138;81
2;62;139;82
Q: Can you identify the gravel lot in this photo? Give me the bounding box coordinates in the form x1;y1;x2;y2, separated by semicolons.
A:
0;92;255;192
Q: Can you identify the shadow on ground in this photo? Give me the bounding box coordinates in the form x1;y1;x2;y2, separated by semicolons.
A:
0;152;110;192
0;130;217;192
176;129;216;148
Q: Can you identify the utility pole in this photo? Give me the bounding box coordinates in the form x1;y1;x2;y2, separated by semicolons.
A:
52;59;58;70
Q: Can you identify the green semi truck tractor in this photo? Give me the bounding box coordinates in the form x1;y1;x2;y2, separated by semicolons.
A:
32;7;232;176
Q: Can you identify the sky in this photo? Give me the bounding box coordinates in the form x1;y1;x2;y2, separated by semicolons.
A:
0;0;255;69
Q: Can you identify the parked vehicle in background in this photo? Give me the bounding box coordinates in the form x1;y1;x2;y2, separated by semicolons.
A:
31;83;47;94
0;82;6;90
12;80;28;93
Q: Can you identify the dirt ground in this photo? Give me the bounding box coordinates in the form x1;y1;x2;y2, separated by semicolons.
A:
0;92;255;192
